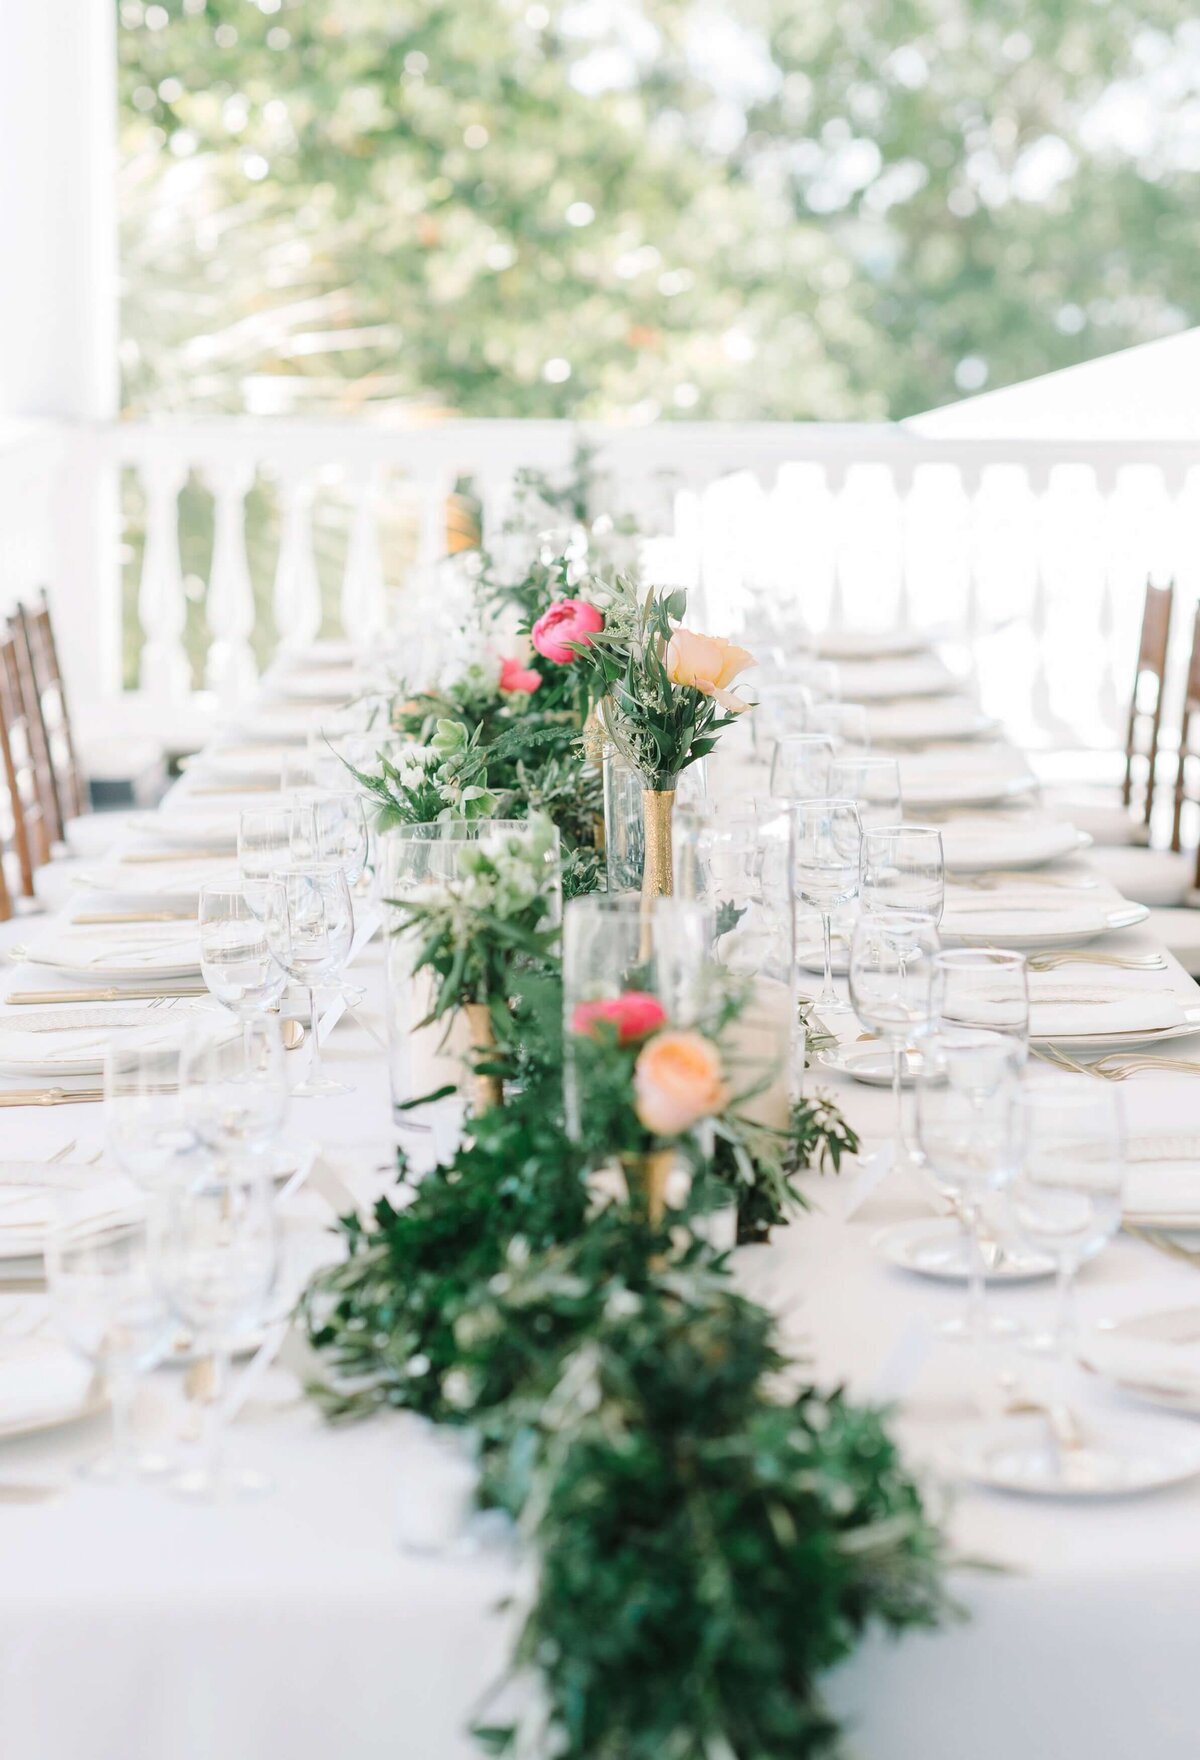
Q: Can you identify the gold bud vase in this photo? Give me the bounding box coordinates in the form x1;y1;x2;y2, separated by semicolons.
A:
619;1149;677;1228
639;786;675;957
582;704;606;769
463;1002;503;1114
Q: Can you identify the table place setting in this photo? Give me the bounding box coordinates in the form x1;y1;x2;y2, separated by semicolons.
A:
7;920;205;982
837;652;958;699
937;812;1093;871
897;743;1040;809
866;696;999;746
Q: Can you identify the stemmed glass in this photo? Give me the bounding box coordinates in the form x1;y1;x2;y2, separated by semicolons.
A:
790;798;862;1009
792;658;840;705
1010;1076;1124;1358
198;883;287;1022
150;1167;279;1501
806;700;870;754
933;949;1029;1067
45;1199;173;1484
830;754;903;831
848;911;940;1172
237;805;318;916
311;791;370;894
769;733;836;801
179;1014;288;1174
268;864;355;1097
915;1049;1022;1344
860;825;945;922
105;1037;195;1190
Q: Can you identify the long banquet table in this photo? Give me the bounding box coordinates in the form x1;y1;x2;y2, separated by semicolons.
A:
2;642;1200;1759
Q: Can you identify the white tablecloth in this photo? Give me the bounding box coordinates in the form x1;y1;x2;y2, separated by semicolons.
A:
2;669;1200;1759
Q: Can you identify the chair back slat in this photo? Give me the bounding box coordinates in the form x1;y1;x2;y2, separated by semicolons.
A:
0;630;51;895
17;594;87;832
1123;577;1174;828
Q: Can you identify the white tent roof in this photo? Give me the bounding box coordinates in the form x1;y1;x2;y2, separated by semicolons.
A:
907;328;1200;440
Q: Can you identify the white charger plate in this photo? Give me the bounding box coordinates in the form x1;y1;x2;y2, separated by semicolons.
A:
940;818;1092;873
1083;1314;1200;1418
873;1217;1054;1284
946;1421;1200;1499
868;702;999;745
903;772;1038;810
1033;1001;1200;1053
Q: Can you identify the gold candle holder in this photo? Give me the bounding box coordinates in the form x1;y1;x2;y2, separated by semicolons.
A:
619;1148;677;1228
463;1003;503;1114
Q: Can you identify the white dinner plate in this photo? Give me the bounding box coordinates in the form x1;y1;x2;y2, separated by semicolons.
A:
818;1042;927;1086
142;812;240;851
902;771;1038;810
941;899;1149;950
1032;1001;1200;1052
939;816;1092;873
872;1218;1054;1284
867;700;999;746
838;656;955;700
946;1420;1200;1499
185;745;293;785
815;628;935;661
78;856;240;901
271;668;362;704
1083;1315;1200;1417
13;923;204;982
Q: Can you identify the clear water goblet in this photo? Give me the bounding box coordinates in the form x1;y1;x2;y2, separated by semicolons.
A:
179;1013;288;1173
46;1198;172;1484
790;797;862;1010
105;1036;195;1191
769;733;836;802
848;910;940;1173
150;1166;279;1501
830;754;903;832
198;883;287;1020
268;863;355;1097
860;824;945;922
806;700;870;755
237;804;318;917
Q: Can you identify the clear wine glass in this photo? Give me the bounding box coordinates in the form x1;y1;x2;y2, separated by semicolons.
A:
806;700;870;755
311;790;370;892
790;797;862;1010
769;733;836;801
150;1167;280;1501
45;1198;172;1484
179;1013;288;1174
237;804;318;917
860;824;945;922
268;863;355;1097
830;754;903;831
1011;1075;1124;1357
933;948;1029;1068
198;883;287;1019
105;1036;195;1190
915;1048;1022;1344
848;911;940;1173
749;681;813;760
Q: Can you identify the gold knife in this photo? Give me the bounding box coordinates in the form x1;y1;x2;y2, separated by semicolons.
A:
73;911;196;925
6;987;208;1005
0;1089;105;1106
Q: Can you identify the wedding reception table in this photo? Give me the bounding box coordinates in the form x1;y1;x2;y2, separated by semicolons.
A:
2;639;1200;1760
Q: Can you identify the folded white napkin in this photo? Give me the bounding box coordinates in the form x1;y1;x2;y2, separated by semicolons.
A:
867;698;988;743
1124;1161;1200;1227
0;1178;140;1242
839;657;952;699
941;900;1111;940
1030;991;1183;1038
0;1337;93;1424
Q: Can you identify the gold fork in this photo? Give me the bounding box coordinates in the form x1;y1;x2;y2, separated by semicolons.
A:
1062;1053;1200;1082
1027;951;1168;973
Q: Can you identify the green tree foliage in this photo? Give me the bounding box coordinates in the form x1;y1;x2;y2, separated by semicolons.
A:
118;0;1198;421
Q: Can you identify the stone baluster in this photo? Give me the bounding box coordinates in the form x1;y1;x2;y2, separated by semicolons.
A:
342;469;386;643
137;457;191;699
273;472;322;648
204;458;258;701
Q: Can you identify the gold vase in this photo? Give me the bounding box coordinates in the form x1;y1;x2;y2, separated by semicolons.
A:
639;786;675;956
619;1149;677;1228
463;1003;503;1114
582;703;606;769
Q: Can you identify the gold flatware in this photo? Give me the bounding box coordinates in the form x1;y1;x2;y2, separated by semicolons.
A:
1027;950;1167;972
72;911;196;925
0;1088;105;1107
281;1019;305;1051
1125;1226;1200;1268
1054;1051;1200;1082
6;987;208;1005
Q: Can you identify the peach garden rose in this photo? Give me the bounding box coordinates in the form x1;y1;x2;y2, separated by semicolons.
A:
633;1029;727;1137
665;628;754;713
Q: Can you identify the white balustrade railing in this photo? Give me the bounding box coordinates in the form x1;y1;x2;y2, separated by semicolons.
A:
5;417;1200;753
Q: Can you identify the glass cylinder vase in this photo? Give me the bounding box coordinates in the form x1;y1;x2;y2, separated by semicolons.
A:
379;819;561;1139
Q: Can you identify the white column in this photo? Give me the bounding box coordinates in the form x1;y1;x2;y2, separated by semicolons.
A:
0;0;120;705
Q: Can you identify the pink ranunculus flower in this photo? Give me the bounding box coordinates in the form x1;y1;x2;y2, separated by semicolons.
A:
531;597;604;665
634;1029;727;1136
665;628;754;713
571;991;668;1046
499;655;542;694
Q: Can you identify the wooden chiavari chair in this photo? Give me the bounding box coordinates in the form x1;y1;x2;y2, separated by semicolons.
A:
0;628;51;896
1123;576;1174;833
14;592;87;839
